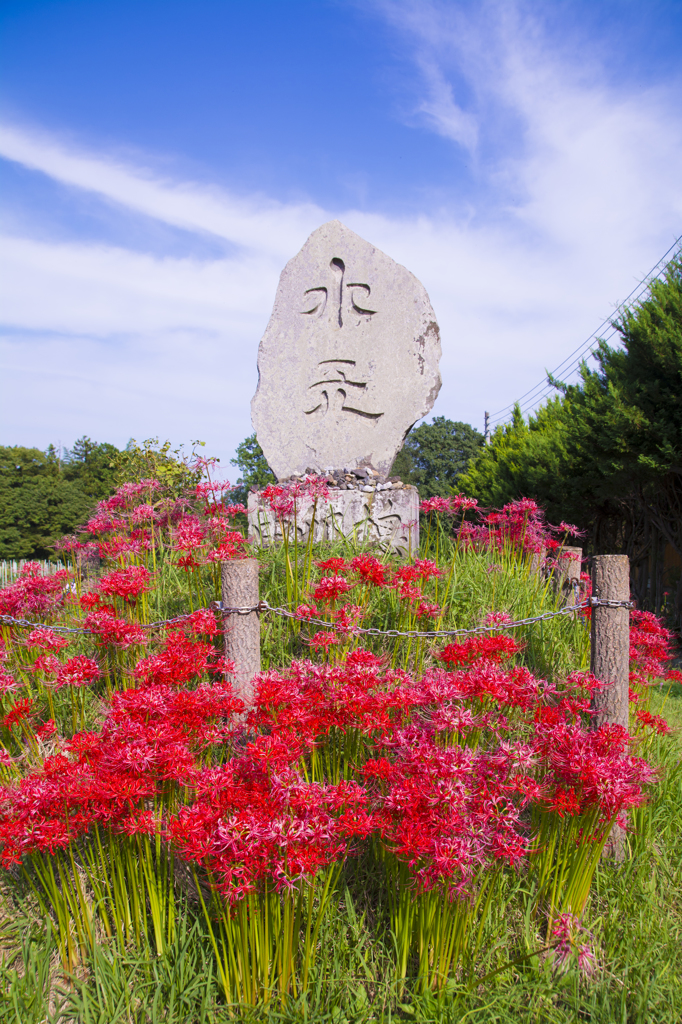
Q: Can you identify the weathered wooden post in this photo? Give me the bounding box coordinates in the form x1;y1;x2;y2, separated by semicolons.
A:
555;546;582;605
221;559;261;704
590;555;630;730
590;554;630;858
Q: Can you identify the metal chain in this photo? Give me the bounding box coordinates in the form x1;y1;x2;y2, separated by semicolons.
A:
241;599;592;638
589;597;635;609
0;596;631;641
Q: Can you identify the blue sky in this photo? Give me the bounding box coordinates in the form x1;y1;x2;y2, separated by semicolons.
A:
1;0;681;476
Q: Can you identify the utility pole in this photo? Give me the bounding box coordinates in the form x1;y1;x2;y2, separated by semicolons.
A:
484;412;491;446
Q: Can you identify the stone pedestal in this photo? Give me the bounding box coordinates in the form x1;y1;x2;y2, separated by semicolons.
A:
248;485;419;556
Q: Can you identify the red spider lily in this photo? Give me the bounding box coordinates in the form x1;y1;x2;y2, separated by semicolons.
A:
557;522;585;537
32;654;61;677
25;628;69;652
452;494;479;513
55;657;100;689
260;484;295;520
99;565;153;600
416;601;441;620
98;536;151;558
388;562;440;604
312;575;354;604
629;609;675;679
420;496;454;515
635;709;670;734
306;631;339;651
438;636;520;667
0;563;71;619
35;719;56;739
350;555;388;587
195;481;234;500
134;631;220;686
482;610;512;625
176;553;204;571
130;504;158;525
316;558;347;573
533;721;657;819
173;517;206;551
2;698;34;729
332;604;365;635
80;591;113;613
183;608;220;637
363;737;529;895
301;475;331;502
247;658;416;756
412;559;442;580
86;511;120;534
83;610;148;647
0;669;21;695
108;681;243;741
205;533;249;561
168;755;369;902
295;604;319;620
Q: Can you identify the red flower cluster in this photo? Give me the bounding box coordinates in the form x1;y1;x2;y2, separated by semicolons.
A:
0;563;72;619
629;609;676;682
134;628;229;686
0;674;243;867
438;635;520;667
99;565;153;600
169;754;369;901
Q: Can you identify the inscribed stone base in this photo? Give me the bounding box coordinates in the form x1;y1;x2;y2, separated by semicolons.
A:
247;486;420;556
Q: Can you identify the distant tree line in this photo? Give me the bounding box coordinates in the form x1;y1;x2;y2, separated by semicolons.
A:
0;437;206;561
0;438;120;560
229;418;485;504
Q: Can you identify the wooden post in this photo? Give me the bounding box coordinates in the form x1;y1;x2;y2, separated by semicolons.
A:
221;559;261;704
590;554;630;859
555;546;582;605
590;555;630;730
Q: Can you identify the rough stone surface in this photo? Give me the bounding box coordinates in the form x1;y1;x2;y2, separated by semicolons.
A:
251;220;441;481
248;485;420;556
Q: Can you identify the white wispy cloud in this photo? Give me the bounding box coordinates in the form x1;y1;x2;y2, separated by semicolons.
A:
414;60;478;149
1;0;681;467
0;122;324;258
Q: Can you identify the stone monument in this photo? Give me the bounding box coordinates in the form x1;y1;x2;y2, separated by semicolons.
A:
248;220;442;553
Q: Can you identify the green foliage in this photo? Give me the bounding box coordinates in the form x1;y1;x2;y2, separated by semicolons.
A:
0;440;119;561
391;417;484;497
230;433;276;504
115;439;203;497
460;252;682;626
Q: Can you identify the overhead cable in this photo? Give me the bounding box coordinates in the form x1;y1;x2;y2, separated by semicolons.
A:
489;235;682;426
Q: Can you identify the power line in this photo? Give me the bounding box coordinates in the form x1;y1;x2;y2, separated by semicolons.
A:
489;235;682;426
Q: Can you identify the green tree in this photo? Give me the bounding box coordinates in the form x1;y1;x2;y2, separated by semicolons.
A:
0;438;121;560
114;438;203;497
460;251;682;625
391;417;484;497
63;436;119;499
230;434;276;505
